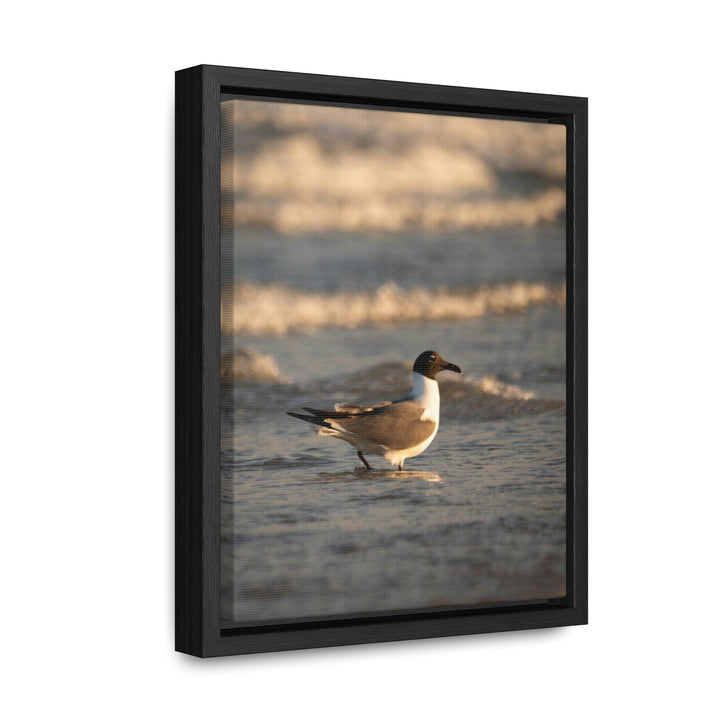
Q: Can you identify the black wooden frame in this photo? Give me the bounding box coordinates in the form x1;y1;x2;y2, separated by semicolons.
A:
176;64;588;657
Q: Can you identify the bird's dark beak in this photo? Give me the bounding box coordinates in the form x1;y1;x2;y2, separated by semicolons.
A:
444;362;462;374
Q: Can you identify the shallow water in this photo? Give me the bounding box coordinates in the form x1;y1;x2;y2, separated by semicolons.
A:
219;98;567;625
220;306;566;624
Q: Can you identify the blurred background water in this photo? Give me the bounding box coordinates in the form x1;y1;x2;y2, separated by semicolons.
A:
220;99;566;625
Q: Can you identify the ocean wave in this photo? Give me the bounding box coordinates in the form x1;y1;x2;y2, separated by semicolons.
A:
216;356;562;421
224;100;566;181
220;350;564;419
222;100;566;234
221;281;565;335
314;361;562;420
220;347;286;382
230;188;565;234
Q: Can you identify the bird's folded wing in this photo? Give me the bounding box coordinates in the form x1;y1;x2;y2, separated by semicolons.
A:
333;401;393;413
326;401;436;450
302;401;392;418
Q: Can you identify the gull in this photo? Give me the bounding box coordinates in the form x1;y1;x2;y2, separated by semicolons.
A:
287;350;461;470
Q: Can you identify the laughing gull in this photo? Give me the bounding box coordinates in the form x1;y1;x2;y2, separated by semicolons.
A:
287;350;462;470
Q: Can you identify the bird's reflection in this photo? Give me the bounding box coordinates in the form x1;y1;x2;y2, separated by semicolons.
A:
316;468;444;484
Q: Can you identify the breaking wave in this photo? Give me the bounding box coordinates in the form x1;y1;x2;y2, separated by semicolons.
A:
220;347;286;383
222;100;566;234
224;354;564;419
230;188;565;234
221;281;565;335
316;361;563;420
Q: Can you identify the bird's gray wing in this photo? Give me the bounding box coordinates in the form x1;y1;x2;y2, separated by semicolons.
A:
329;400;436;450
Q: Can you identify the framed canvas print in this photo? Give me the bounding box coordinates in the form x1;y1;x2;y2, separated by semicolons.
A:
175;65;587;657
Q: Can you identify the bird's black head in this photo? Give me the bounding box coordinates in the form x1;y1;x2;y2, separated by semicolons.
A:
412;350;462;380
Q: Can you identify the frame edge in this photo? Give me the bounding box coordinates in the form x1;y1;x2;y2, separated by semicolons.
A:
175;66;589;657
175;65;205;656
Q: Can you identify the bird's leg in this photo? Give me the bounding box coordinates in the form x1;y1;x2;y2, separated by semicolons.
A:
357;451;372;470
397;461;404;471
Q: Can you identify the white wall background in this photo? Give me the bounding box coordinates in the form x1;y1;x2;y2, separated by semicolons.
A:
2;2;718;718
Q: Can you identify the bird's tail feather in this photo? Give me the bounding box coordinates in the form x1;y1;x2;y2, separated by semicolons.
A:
286;411;331;427
302;406;355;419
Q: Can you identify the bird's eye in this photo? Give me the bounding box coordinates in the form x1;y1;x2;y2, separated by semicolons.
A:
429;355;436;362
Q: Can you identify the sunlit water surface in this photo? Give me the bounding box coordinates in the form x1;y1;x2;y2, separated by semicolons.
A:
221;305;566;624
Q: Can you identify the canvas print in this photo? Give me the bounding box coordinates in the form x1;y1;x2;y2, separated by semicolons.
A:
220;98;566;625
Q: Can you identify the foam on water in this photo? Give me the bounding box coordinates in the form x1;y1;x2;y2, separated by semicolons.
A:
220;347;285;382
222;281;565;335
221;352;564;423
231;188;565;234
222;99;565;234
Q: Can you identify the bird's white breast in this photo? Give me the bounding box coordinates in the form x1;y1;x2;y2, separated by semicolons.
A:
409;372;440;423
